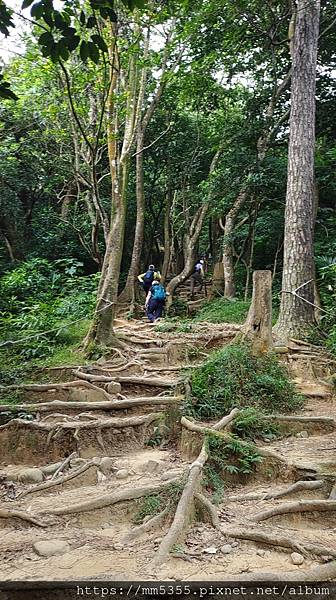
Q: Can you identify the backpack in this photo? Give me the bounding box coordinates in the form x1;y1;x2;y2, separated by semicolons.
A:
151;284;166;301
143;270;154;284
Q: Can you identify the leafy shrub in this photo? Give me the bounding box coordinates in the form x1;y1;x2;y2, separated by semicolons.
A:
133;495;163;525
193;298;250;324
231;407;279;441
188;343;303;418
0;258;99;360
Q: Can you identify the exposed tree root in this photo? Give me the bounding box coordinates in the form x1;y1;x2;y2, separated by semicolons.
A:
0;413;163;433
37;479;179;516
252;500;336;522
235;560;336;582
0;508;48;527
226;480;324;502
148;408;239;571
51;451;78;480
0;397;182;413
17;461;96;499
181;415;286;461
72;372;180;387
121;507;171;545
195;492;221;529
267;415;335;426
222;526;336;560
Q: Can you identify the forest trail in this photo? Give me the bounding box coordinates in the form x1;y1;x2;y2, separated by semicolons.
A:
0;317;336;582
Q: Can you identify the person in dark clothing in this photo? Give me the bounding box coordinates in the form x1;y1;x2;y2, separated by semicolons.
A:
138;264;161;295
190;259;205;298
145;276;167;323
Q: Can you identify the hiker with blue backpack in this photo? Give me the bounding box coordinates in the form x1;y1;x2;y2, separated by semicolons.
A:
138;264;161;295
145;274;168;323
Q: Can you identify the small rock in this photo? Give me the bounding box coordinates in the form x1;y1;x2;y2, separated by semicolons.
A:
220;544;232;555
142;460;161;474
291;552;304;565
256;549;265;557
70;458;86;468
99;457;115;476
115;469;129;480
18;468;44;484
33;540;70;557
231;541;239;548
106;382;122;395
154;537;163;545
296;431;309;439
113;543;124;551
203;546;217;554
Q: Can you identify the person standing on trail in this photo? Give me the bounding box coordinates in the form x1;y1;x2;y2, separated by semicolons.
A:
145;274;168;323
138;265;161;295
190;259;205;298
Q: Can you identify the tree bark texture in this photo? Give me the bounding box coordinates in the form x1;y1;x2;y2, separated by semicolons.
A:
276;0;320;340
242;270;273;355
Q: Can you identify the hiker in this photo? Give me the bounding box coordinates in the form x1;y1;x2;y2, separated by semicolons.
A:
190;259;205;298
138;265;160;295
145;275;167;323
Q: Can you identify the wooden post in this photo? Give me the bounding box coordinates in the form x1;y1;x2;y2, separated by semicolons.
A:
243;270;273;354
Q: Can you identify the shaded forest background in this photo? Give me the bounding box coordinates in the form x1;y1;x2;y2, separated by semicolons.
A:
0;0;335;373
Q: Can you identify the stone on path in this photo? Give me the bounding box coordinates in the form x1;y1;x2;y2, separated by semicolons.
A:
18;468;43;484
99;457;115;475
33;540;70;557
291;552;304;565
115;469;129;479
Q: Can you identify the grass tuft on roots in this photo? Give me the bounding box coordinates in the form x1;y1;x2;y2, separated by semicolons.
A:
187;343;303;419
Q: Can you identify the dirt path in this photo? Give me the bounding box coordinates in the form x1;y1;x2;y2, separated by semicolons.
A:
0;319;335;582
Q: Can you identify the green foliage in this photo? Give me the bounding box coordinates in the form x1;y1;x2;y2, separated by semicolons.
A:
132;481;184;524
133;494;163;525
193;298;250;324
0;258;98;360
203;433;263;501
231;407;279;441
188;343;303;419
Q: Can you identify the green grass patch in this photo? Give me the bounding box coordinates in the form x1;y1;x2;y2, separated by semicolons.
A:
193;298;250;324
188;343;303;419
231;407;279;441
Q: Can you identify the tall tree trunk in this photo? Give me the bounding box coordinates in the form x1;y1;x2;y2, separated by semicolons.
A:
118;131;145;307
275;0;320;340
161;191;173;284
222;190;248;298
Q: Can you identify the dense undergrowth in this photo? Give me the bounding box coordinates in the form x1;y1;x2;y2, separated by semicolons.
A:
188;343;304;419
0;259;95;386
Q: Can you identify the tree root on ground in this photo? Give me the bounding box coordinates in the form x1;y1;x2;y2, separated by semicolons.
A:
234;560;336;581
147;408;239;572
0;508;48;527
17;461;97;499
195;492;220;529
252;500;336;522
121;507;171;545
181;415;286;461
0;380;113;402
36;479;179;516
51;451;78;480
0;413;163;433
226;480;324;502
0;397;183;413
73;370;179;388
222;526;336;560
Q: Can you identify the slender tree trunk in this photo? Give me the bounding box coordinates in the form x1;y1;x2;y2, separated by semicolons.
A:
118;132;145;307
275;0;320;340
223;190;248;298
161;191;173;284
